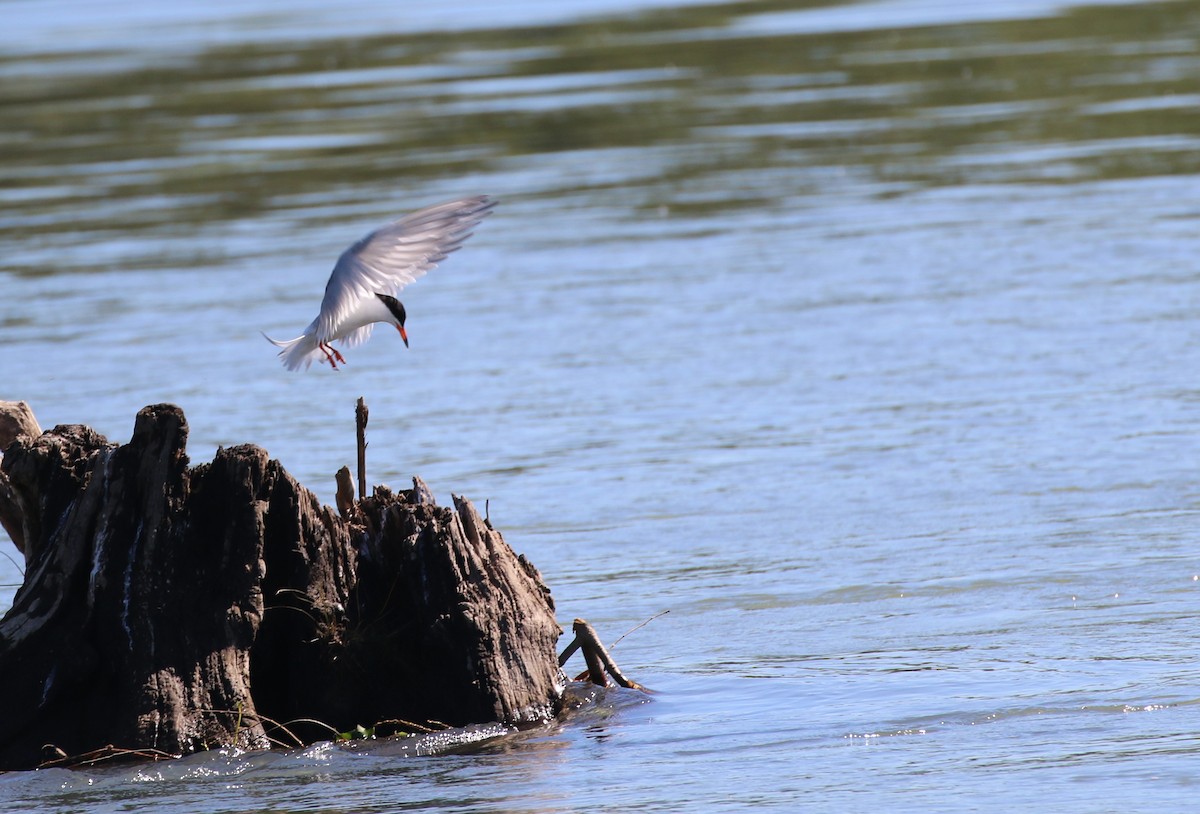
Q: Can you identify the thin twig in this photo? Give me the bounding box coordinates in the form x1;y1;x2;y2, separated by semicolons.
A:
612;609;669;648
196;707;313;750
279;717;342;739
374;718;447;734
38;744;177;769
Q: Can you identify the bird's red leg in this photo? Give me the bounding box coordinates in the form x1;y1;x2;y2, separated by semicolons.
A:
318;342;340;369
331;346;346;364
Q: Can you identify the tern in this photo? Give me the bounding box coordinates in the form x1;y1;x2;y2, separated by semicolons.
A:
264;195;495;370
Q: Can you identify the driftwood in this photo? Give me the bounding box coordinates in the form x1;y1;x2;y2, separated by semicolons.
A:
559;619;648;692
0;403;564;770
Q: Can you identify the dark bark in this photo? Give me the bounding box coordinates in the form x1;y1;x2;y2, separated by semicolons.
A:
0;404;562;770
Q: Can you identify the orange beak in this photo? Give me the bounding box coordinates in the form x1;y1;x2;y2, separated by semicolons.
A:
397;324;409;348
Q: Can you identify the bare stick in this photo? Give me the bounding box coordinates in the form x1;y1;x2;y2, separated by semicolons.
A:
355;397;368;500
564;619;648;692
581;637;607;687
557;636;581;667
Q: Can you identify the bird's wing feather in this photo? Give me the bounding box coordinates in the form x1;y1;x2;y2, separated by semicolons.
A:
340;324;374;349
314;195;495;343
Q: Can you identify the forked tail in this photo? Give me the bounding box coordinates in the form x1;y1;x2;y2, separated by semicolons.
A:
261;332;325;371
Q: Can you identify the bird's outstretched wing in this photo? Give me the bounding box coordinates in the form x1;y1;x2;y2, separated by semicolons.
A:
314;195;495;344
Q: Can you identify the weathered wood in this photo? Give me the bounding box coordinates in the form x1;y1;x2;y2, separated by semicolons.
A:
335;465;355;518
0;407;268;769
0;401;41;448
355;397;368;500
572;619;647;691
0;400;42;555
0;403;563;770
558;619;648;691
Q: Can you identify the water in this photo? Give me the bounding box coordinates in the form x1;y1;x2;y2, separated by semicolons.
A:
3;0;1200;809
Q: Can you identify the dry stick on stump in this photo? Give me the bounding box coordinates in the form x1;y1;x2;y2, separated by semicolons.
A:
356;397;369;500
558;619;647;692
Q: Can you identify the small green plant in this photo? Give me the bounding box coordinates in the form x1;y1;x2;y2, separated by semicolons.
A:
335;724;375;742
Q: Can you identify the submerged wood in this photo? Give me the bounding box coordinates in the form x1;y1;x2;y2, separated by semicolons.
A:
0;403;563;770
559;618;648;692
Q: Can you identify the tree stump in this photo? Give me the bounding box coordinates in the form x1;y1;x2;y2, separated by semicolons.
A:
0;404;563;770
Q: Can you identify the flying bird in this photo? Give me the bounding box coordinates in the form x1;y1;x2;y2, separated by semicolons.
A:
264;195;495;370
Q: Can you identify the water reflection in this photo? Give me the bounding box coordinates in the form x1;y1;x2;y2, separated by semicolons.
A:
4;0;1198;277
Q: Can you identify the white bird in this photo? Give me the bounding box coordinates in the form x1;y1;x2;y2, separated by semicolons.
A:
264;195;495;371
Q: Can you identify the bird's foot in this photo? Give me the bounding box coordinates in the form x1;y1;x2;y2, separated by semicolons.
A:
319;343;342;369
